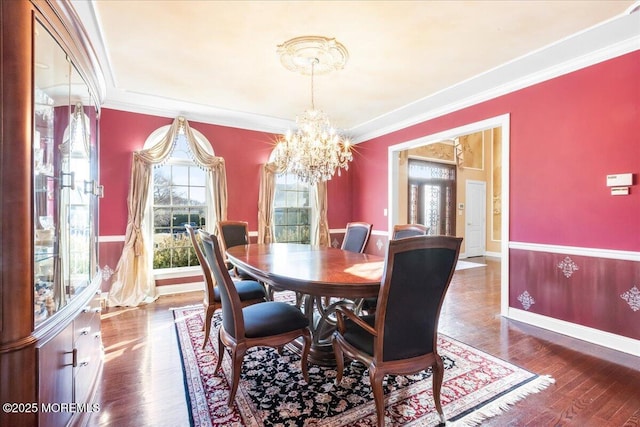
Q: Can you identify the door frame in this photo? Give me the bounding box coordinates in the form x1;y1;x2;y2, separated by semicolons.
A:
387;114;510;316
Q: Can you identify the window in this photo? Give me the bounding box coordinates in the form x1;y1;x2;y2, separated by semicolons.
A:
151;132;208;269
273;172;310;243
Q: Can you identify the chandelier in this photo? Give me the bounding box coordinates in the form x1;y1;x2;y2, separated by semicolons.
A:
273;36;353;185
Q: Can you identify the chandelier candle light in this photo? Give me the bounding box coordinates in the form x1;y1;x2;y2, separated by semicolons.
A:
273;36;353;185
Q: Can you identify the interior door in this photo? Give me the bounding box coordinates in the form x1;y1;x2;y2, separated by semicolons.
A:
465;180;486;257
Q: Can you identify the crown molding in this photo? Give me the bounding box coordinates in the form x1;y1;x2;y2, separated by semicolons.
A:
350;11;640;143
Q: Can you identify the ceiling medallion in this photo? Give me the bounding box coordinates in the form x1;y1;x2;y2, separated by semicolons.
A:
277;36;349;76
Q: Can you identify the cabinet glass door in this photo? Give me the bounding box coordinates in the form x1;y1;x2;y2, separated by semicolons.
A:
33;20;97;326
65;64;93;297
34;20;69;325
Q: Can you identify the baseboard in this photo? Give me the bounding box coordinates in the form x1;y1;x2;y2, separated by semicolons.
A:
507;307;640;357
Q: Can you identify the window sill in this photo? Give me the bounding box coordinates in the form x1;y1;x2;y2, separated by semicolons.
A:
153;266;201;280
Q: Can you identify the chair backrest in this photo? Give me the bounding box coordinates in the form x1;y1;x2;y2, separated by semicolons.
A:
217;220;249;254
392;223;429;240
200;232;245;339
185;224;214;304
375;235;462;363
341;222;372;253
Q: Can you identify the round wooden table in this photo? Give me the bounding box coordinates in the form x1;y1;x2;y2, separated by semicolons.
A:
226;243;384;365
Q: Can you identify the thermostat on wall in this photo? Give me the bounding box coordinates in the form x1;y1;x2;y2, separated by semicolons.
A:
606;173;632;187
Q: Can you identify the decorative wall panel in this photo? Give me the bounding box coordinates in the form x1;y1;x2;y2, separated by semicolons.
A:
510;249;640;340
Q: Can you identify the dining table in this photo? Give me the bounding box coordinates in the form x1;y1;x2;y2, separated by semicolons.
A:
226;243;384;365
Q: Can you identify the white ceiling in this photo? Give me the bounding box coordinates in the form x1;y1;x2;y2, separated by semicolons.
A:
72;1;638;141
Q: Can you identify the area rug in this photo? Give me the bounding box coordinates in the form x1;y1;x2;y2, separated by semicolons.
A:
173;301;553;426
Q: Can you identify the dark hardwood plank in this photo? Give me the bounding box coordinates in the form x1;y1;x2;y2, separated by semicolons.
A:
91;257;640;426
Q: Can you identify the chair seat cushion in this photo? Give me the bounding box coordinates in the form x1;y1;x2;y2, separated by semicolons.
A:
213;280;265;302
242;302;309;338
342;314;376;356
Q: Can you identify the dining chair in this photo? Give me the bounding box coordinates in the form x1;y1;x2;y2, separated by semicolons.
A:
392;223;430;239
359;223;431;314
332;235;462;427
185;224;266;349
217;220;253;278
200;231;312;405
341;222;372;253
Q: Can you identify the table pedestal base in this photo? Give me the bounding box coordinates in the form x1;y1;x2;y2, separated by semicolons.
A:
284;294;357;366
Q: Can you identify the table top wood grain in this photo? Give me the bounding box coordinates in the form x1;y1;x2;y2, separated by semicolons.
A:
226;243;384;298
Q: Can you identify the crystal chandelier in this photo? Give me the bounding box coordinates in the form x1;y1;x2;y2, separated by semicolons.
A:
273;36;352;185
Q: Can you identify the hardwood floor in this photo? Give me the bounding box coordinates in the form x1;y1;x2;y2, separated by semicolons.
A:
90;258;640;426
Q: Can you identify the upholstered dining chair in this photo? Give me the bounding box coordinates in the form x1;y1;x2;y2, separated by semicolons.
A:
392;223;430;239
185;224;266;349
360;223;430;314
200;232;312;405
217;220;251;278
332;235;462;427
341;222;372;253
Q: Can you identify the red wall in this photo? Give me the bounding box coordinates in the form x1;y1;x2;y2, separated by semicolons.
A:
353;51;640;252
99;109;353;236
100;52;639;251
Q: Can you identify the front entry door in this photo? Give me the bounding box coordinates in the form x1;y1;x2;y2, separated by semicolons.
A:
407;160;456;235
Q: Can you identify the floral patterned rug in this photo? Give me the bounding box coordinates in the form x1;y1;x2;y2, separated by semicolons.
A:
173;297;553;426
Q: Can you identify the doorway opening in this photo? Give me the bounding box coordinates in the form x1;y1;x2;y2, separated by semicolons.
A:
387;114;510;316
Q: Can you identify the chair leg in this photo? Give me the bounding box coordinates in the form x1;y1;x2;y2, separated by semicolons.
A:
202;306;215;349
432;356;446;424
332;339;344;385
214;332;225;374
369;368;386;427
227;346;246;406
300;329;311;383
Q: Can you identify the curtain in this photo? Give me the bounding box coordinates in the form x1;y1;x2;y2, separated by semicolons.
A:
257;162;285;244
313;180;330;246
257;162;330;246
108;117;227;307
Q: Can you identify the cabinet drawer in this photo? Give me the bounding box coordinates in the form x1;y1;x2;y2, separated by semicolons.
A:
74;296;103;403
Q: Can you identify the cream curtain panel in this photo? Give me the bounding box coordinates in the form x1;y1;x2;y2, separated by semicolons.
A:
313;181;330;246
108;117;228;307
257;162;285;244
257;162;329;246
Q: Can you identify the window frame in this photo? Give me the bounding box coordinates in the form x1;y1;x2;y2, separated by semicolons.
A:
273;172;312;244
141;125;216;275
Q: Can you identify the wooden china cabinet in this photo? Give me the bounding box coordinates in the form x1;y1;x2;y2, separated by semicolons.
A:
0;1;104;426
